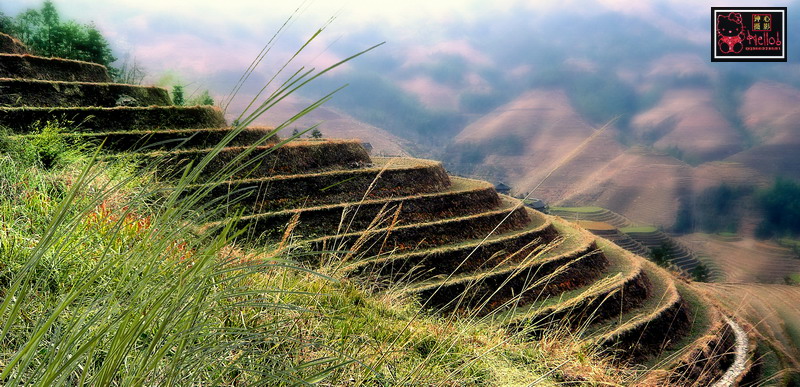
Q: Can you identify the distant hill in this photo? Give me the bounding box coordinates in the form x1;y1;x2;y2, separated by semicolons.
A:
726;82;800;180
450;89;625;197
248;96;413;156
740;82;800;145
286;9;800;235
433;54;800;230
630;88;743;162
561;148;693;227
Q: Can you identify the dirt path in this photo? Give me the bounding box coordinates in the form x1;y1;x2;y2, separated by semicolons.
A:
712;317;748;387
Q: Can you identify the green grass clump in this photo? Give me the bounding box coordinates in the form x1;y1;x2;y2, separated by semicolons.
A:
0;122;387;384
620;225;659;233
551;206;605;213
0;119;86;169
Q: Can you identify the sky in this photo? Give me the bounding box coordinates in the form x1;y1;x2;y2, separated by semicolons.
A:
3;0;522;76
3;0;575;111
0;0;715;76
1;0;795;109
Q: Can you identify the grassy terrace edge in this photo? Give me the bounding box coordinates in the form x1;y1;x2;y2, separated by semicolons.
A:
0;106;225;132
0;53;111;82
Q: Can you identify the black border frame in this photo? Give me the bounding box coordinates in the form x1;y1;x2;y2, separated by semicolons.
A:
711;6;787;62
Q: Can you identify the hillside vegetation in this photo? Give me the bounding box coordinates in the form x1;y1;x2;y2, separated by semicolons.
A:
2;1;800;383
0;78;632;387
0;1;116;75
0;25;632;384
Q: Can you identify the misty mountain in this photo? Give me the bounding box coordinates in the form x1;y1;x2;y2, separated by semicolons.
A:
288;2;800;232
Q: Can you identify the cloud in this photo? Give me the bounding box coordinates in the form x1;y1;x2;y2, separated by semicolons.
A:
402;39;493;68
4;0;758;105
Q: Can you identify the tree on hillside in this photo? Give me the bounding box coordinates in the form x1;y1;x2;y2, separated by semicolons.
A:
649;242;673;267
756;178;800;238
115;55;147;85
188;90;215;106
676;184;752;234
691;263;710;282
172;85;185;106
171;85;214;106
2;1;117;74
0;12;13;34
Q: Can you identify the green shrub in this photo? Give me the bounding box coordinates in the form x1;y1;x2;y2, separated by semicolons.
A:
756;178;800;238
690;263;711;282
649;242;673;267
189;89;214;106
0;120;84;169
171;85;185;106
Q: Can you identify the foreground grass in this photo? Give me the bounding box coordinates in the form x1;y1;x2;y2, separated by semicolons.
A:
0;125;633;384
0;125;360;383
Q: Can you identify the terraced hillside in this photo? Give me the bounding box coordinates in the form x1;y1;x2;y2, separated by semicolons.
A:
574;220;650;257
551;206;725;281
678;234;800;284
622;226;710;273
0;32;774;384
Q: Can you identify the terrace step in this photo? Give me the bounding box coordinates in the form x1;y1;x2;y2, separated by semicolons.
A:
184;157;451;212
671;256;699;270
551;207;632;228
132;139;371;180
339;208;556;282
576;220;650;256
208;176;500;235
0;78;171;107
638;285;735;386
401;219;609;315
0;33;26;54
225;195;529;248
0;53;110;82
590;256;691;361
0;106;225;133
48;126;279;152
500;238;647;335
296;196;531;257
623;229;704;276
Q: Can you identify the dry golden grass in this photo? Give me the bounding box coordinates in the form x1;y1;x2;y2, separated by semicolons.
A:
700;283;800;370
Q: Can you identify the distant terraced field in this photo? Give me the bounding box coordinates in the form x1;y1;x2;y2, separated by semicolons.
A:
678;234;800;284
550;206;722;280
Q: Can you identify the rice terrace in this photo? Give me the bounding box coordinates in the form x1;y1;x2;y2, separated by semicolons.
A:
1;1;800;385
